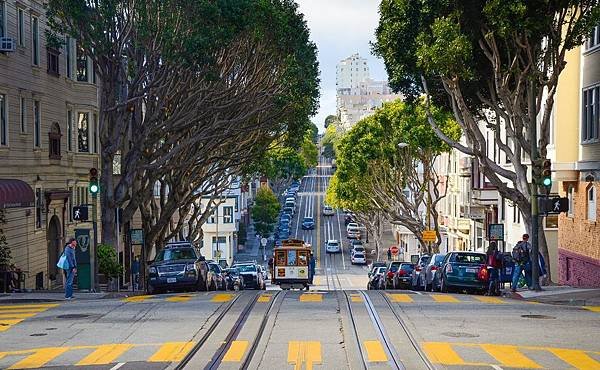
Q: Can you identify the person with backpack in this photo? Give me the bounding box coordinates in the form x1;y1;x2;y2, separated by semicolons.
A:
511;234;531;292
486;241;502;296
57;238;78;300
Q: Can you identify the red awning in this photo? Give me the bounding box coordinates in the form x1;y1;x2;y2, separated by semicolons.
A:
0;179;35;209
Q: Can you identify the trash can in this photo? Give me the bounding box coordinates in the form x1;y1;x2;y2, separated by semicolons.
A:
500;253;514;283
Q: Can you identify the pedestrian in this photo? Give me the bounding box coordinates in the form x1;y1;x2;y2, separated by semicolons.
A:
63;238;78;300
131;256;140;291
486;242;501;296
511;234;531;292
268;256;274;280
387;248;392;261
309;252;316;284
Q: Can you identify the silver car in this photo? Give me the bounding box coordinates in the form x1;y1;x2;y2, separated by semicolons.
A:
424;253;446;291
410;255;431;291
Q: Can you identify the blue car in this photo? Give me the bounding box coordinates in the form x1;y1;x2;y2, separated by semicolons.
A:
301;216;315;230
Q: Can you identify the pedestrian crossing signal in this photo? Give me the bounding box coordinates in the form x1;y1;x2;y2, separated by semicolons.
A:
72;206;89;221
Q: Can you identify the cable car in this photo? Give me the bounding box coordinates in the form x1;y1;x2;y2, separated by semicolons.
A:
273;239;312;290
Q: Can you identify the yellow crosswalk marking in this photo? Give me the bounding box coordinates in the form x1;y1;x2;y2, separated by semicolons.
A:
0;304;59;309
474;296;505;304
288;341;322;370
166;294;195;302
8;347;69;369
123;295;155;303
76;344;134;365
223;341;249;362
313;276;322;285
0;313;37;319
148;342;195;362
350;294;362;302
364;341;387;362
422;342;466;365
386;294;413;303
299;293;323;302
257;294;272;303
549;348;600;369
0;319;24;331
431;294;460;303
211;293;234;303
480;344;542;368
584;306;600;313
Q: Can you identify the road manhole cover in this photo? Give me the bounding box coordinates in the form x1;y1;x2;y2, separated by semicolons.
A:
56;314;90;319
30;333;47;337
521;314;556;319
442;332;479;338
45;328;57;330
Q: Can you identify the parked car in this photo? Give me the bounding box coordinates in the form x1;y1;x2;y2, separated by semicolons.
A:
438;251;488;293
368;261;387;277
368;267;387;290
285;196;296;204
147;242;214;294
232;262;265;290
392;263;415;289
325;240;341;253
351;246;365;256
224;268;245;290
424;253;446;291
385;261;404;289
351;252;366;265
344;214;355;225
207;261;227;290
346;223;361;239
348;240;363;251
284;200;296;210
301;216;315;230
283;206;294;216
411;255;431;291
322;205;335;216
257;265;269;283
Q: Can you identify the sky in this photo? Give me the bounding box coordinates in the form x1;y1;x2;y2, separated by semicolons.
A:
295;0;388;132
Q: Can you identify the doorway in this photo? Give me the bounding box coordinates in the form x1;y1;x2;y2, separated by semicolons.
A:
47;215;62;288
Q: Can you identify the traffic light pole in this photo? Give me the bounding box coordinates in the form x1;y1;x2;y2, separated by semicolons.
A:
91;193;98;292
529;82;542;291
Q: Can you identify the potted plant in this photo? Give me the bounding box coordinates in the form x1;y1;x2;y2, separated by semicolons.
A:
97;244;123;291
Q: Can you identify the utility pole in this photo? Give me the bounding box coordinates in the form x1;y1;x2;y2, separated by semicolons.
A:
529;82;542;291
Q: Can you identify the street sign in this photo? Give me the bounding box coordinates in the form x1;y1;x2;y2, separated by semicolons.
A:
261;237;268;247
130;229;144;245
540;197;569;214
488;223;504;241
422;230;436;242
390;245;399;255
72;206;89;221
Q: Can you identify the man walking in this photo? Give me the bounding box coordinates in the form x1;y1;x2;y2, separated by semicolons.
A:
64;238;77;300
309;252;316;285
511;234;531;292
387;248;392;261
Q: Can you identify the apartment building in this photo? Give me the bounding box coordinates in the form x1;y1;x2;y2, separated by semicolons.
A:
0;0;99;289
553;28;600;288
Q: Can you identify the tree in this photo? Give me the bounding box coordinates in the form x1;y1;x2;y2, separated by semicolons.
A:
328;99;459;253
374;0;600;278
254;146;307;197
300;134;319;168
324;114;339;129
252;187;281;237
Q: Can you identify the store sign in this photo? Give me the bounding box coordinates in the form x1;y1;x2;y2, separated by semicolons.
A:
488;223;504;241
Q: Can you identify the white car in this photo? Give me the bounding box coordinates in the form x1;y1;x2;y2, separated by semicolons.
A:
351;252;366;265
346;223;361;239
351;246;366;256
322;205;335;216
326;240;340;253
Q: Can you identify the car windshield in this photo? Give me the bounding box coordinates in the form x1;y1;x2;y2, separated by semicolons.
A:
400;264;414;271
354;253;364;258
329;241;338;246
227;269;239;276
420;256;431;265
389;263;400;272
235;264;257;272
354;247;365;251
303;217;314;222
452;253;486;264
376;267;386;274
209;264;221;273
434;255;446;264
155;248;197;262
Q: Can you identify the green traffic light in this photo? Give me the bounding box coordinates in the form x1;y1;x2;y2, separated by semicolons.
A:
542;178;552;187
90;183;99;194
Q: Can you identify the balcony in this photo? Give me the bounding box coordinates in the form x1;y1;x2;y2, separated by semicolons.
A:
471;188;498;207
459;157;472;177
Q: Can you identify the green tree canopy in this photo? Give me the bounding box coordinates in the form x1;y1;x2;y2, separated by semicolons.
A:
252;187;281;237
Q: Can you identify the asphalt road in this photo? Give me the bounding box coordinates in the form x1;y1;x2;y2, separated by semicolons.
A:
0;156;599;369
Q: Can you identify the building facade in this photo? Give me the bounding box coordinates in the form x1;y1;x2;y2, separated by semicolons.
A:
0;0;99;290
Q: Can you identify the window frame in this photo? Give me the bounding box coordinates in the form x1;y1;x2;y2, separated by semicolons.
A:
76;42;89;82
223;206;233;223
47;48;60;77
19;96;26;133
585;24;600;52
31;14;40;66
67;109;72;151
588;185;597;222
77;111;90;153
33;100;41;148
582;85;600;144
0;93;7;146
17;7;24;47
48;122;61;160
567;185;574;218
65;37;73;79
0;1;5;38
35;187;43;229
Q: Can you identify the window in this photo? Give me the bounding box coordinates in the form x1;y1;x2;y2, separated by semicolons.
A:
0;93;6;146
586;25;600;50
568;185;574;217
35;188;43;229
211;236;227;256
47;48;60;76
16;8;24;47
223;206;233;223
20;97;25;133
76;42;88;82
75;185;88;206
588;186;597;221
582;86;599;143
48;122;61;159
31;15;39;66
0;1;5;37
66;37;72;78
77;112;89;152
92;113;98;153
68;186;73;222
208;209;216;224
67;110;72;151
33;100;40;147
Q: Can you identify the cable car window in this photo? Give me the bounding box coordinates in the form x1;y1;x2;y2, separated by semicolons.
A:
287;250;297;266
298;251;308;266
276;251;286;266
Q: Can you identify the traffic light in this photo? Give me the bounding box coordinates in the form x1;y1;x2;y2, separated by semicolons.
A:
89;168;99;196
541;159;551;193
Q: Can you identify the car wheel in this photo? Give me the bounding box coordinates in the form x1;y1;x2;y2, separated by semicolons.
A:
426;281;432;291
196;277;207;292
210;279;217;291
440;276;448;293
148;284;158;295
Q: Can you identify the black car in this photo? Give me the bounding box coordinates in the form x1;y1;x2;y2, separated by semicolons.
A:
208;261;227;291
301;216;315;230
224;268;245;290
393;263;415;289
147;242;213;294
232;262;265;290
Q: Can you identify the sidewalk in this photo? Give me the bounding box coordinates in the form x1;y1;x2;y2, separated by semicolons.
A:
234;222;266;264
0;290;145;303
507;285;600;306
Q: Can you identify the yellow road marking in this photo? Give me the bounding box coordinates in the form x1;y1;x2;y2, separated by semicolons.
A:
211;293;234;303
474;296;505;304
8;347;69;369
0;313;37;319
123;295;156;303
386;294;413;303
480;344;542;368
364;341;387;362
0;304;59;309
166;294;195;303
288;341;322;370
350;294;362;302
313;276;322;285
549;348;600;369
257;294;272;303
76;344;134;365
0;319;25;331
223;340;249;362
299;294;323;302
431;294;460;303
584;306;600;313
148;342;195;362
422;342;466;365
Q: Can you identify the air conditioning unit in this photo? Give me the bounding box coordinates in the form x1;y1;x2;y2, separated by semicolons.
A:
0;37;16;52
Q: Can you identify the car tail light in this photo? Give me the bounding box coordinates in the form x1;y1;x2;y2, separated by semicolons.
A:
398;270;406;276
445;264;453;273
387;271;394;279
431;266;438;271
416;266;422;272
